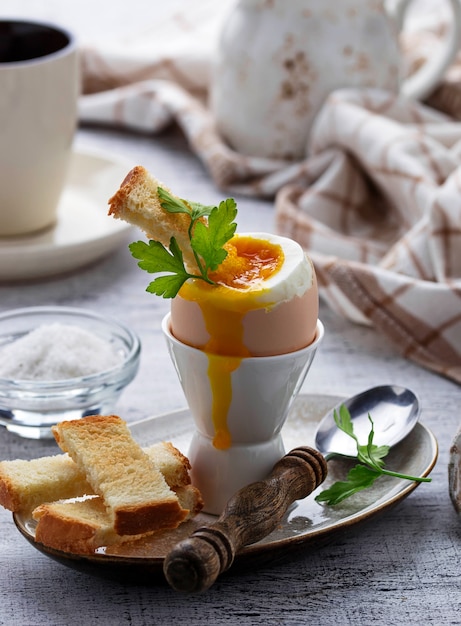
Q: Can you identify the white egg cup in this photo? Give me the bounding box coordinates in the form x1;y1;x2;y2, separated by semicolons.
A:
162;313;324;514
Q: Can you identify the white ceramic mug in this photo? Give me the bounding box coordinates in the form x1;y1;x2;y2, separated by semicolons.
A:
162;313;324;514
210;0;461;160
0;20;79;236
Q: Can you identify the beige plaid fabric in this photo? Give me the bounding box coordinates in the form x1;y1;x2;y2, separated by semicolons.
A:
79;3;461;384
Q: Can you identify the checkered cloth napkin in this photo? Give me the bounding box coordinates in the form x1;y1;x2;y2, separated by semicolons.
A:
79;2;461;384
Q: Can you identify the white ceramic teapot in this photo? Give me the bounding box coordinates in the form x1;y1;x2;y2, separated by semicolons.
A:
210;0;461;160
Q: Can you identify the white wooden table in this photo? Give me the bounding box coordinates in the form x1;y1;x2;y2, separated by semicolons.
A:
1;2;460;624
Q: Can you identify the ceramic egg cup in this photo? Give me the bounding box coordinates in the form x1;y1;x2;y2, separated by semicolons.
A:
162;313;324;514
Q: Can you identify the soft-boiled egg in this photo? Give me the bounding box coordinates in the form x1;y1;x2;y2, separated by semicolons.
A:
170;232;318;450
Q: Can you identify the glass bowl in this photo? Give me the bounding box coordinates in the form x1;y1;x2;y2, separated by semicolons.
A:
0;306;141;439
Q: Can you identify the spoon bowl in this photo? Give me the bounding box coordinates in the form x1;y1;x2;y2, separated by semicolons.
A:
315;385;420;458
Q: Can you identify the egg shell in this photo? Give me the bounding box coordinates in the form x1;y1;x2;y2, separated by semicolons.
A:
171;276;317;356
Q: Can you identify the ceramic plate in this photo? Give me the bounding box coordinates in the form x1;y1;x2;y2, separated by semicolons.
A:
0;148;133;281
14;394;438;584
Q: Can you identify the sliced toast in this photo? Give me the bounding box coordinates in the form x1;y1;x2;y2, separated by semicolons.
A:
52;415;187;536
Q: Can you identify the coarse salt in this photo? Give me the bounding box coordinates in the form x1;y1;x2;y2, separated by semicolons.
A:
0;323;123;381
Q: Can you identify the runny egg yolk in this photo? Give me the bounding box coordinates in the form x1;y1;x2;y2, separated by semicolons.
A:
177;236;284;450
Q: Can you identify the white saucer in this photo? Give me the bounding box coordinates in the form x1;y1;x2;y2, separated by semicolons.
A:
0;148;134;281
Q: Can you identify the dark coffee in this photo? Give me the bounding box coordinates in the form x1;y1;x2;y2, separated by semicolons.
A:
0;20;71;63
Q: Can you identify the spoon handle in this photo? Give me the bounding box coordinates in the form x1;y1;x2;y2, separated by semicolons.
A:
163;446;327;593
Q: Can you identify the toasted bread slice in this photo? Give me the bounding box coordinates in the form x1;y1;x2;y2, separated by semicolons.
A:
52;415;187;536
150;441;191;489
0;453;89;515
33;485;203;554
108;166;200;271
0;442;191;515
33;496;116;554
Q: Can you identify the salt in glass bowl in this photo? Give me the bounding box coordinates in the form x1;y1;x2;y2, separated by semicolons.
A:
0;306;141;439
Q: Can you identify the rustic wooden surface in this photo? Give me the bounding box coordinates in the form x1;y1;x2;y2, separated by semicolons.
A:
1;2;461;624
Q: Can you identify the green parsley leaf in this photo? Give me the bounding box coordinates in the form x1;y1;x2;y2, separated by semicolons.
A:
146;274;190;299
156;187;191;215
315;405;431;506
129;238;185;275
129;188;238;297
315;464;380;506
191;198;238;272
187;200;216;222
357;420;389;470
333;406;388;469
157;187;214;221
129;238;194;298
334;404;356;440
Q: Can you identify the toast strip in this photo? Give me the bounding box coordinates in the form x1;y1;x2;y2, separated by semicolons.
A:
0;441;190;515
108;166;200;271
52;415;187;535
33;485;203;554
0;454;90;515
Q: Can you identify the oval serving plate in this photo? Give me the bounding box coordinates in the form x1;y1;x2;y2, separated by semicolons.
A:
14;394;438;584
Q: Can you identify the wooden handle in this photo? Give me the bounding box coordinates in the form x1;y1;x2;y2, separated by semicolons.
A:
163;446;327;593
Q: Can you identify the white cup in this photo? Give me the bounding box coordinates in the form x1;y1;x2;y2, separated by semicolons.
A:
162;313;324;514
0;20;79;236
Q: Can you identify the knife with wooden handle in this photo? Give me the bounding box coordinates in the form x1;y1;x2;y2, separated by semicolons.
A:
163;446;327;592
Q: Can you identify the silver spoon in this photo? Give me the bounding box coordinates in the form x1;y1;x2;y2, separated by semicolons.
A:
315;385;420;459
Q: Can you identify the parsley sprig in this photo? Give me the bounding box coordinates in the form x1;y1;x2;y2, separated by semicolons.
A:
129;188;237;298
315;405;431;506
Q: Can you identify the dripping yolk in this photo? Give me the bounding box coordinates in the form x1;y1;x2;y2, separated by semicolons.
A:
177;236;284;449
